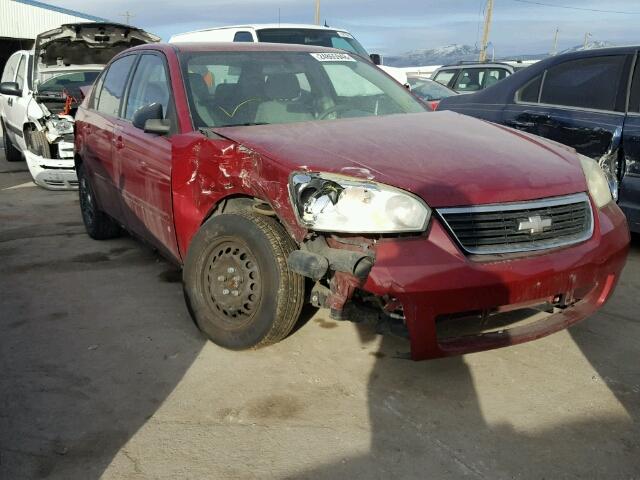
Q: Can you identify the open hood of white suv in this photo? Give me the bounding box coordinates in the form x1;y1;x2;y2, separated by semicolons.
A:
34;22;159;84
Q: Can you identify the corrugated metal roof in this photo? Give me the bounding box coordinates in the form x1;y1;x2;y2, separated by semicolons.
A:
11;0;107;22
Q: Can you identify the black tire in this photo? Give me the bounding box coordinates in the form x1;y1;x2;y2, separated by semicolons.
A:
184;211;304;349
1;119;23;162
26;129;51;158
77;162;120;240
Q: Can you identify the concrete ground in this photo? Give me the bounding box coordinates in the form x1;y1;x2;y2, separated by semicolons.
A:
0;138;639;480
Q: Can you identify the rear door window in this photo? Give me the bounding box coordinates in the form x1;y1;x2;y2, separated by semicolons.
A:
233;31;253;42
434;70;456;87
539;55;627;111
483;68;509;87
516;74;543;103
627;61;640;113
96;55;137;117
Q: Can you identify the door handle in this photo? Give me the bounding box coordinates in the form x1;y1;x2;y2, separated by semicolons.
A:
113;135;125;150
509;120;536;128
7;98;13;106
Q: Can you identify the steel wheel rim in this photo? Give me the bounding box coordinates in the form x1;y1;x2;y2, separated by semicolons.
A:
201;238;262;329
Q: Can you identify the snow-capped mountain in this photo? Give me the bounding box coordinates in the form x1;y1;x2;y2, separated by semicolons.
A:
385;41;621;67
385;44;480;67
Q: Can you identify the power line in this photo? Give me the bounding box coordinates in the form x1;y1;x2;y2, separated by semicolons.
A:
511;0;640;15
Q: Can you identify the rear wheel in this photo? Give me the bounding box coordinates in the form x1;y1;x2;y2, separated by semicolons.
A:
77;162;120;240
1;119;23;162
184;211;304;349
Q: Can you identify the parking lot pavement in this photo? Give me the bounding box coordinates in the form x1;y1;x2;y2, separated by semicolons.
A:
0;147;639;480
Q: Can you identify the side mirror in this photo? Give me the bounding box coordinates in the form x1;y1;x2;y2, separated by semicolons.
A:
132;103;170;135
0;82;22;97
370;53;383;66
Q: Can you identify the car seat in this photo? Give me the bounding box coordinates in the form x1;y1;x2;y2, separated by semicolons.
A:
254;73;314;124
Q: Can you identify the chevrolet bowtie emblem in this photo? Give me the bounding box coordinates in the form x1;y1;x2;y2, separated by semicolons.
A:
518;215;552;234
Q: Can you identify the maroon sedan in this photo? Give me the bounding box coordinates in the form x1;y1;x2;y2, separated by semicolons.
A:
74;43;629;360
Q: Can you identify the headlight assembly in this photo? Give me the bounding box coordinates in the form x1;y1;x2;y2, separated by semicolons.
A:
579;154;614;209
289;172;431;233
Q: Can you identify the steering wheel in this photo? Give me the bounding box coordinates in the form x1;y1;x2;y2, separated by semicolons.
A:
318;104;353;120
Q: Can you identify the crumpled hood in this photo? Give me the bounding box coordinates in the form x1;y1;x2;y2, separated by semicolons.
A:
34;22;159;85
212;111;587;207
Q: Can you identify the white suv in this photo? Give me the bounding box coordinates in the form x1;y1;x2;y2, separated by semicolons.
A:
169;24;407;84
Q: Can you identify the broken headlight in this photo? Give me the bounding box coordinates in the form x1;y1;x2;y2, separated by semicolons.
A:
290;172;431;233
47;118;74;135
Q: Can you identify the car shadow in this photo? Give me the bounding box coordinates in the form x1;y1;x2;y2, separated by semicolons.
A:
286;216;639;478
0;183;206;479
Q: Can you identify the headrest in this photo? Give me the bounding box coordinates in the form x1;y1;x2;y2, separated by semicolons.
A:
213;83;238;100
188;72;209;100
265;73;300;100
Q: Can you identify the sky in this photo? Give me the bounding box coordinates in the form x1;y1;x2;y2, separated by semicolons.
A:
45;0;640;56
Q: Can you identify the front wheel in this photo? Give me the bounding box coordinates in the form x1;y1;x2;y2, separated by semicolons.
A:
183;211;304;349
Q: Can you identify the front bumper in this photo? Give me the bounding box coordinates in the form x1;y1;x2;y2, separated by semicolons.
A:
363;201;630;360
24;151;78;190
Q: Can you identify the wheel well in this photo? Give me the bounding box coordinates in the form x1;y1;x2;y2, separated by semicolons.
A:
202;195;277;225
74;153;82;171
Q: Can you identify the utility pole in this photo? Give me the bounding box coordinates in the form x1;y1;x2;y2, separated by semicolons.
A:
583;32;592;49
551;27;559;55
314;0;320;25
119;11;134;25
478;0;494;62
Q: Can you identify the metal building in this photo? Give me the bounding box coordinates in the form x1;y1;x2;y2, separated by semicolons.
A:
0;0;106;72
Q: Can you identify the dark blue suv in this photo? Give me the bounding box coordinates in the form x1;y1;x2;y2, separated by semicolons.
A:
438;46;640;233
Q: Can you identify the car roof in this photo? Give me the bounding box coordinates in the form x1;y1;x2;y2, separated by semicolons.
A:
129;42;351;55
439;62;514;69
172;23;348;37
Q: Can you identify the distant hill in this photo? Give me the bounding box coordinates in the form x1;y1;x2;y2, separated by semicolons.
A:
384;40;620;67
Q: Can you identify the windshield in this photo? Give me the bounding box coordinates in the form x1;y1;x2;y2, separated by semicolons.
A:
180;51;426;128
256;28;370;59
37;71;101;95
412;80;456;101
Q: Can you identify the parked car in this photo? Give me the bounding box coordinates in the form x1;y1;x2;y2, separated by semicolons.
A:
0;22;158;189
438;46;640;233
408;78;457;110
432;61;514;93
74;42;629;360
169;23;408;84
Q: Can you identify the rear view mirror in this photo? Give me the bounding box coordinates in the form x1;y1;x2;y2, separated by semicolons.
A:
0;82;22;97
370;53;382;66
132;103;170;135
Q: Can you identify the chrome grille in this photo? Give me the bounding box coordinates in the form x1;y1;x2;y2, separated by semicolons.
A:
438;193;593;254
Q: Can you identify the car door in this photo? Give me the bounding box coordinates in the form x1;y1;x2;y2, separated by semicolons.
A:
82;54;137;223
8;53;33;152
114;52;180;260
1;52;25;148
502;54;632;161
619;55;640;232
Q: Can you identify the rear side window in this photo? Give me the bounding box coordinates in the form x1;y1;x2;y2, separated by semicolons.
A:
233;31;253;42
454;68;485;92
628;62;640;113
2;53;21;82
434;70;456;87
516;74;543;103
124;54;171;120
96;55;136;117
539;55;627;111
484;68;509;87
15;56;26;91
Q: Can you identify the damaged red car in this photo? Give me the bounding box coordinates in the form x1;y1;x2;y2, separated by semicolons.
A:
74;43;630;360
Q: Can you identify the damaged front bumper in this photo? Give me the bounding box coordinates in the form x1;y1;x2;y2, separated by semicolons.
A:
360;201;630;360
24;149;77;190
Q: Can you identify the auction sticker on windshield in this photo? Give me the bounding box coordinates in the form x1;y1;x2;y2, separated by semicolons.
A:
310;52;355;62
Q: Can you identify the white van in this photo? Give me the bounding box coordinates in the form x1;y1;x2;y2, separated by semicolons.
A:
169;24;407;84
